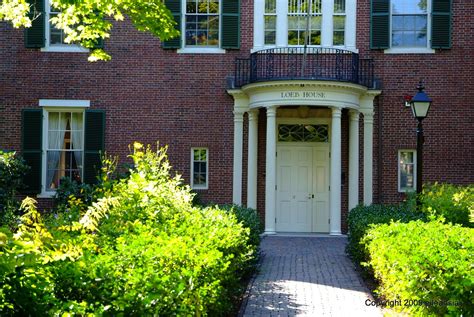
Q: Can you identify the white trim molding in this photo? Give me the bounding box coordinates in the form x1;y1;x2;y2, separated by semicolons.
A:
39;99;90;108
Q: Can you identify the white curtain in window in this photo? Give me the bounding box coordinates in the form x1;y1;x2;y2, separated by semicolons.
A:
70;112;83;177
47;112;68;188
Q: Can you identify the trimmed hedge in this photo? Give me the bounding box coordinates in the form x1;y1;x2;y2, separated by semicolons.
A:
420;183;474;227
363;221;474;316
0;143;259;316
346;204;426;264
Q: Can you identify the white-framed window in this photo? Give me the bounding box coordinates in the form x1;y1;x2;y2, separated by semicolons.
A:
185;0;219;47
191;148;208;189
333;0;346;46
398;150;416;192
392;0;428;48
38;100;90;197
255;0;356;51
385;0;434;54
42;0;88;52
264;0;277;45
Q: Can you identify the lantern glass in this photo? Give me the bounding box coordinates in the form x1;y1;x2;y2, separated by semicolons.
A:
411;101;431;119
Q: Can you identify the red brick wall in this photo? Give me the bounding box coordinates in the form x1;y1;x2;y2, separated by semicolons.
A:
1;1;473;232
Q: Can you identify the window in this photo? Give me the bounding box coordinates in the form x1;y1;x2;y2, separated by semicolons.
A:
391;0;428;48
398;150;416;192
370;0;452;51
185;0;219;47
264;0;277;45
44;111;84;191
278;124;328;142
333;0;346;45
47;2;67;46
255;0;356;50
163;0;240;51
191;148;208;189
21;102;105;196
288;0;321;46
24;0;92;52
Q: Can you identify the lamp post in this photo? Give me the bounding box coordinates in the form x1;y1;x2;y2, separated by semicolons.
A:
407;81;432;208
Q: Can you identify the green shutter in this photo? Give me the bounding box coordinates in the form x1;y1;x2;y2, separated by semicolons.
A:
221;0;240;49
431;0;452;49
83;110;105;184
25;0;45;48
370;0;390;49
21;109;42;193
163;0;182;49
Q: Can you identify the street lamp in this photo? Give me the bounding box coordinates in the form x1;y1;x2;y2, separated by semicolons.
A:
407;81;432;208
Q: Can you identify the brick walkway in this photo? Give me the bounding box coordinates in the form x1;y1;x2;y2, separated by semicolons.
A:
240;235;382;317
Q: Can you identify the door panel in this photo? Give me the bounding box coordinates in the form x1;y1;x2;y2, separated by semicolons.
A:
312;147;330;232
276;144;330;233
276;146;312;232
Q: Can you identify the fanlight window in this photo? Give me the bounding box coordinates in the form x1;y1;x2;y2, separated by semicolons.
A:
278;124;328;142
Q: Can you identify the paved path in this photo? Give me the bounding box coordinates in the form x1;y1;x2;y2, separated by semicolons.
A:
240;236;383;317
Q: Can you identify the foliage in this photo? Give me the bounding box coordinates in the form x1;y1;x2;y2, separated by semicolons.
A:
219;204;263;251
0;0;179;61
0;151;29;230
363;220;474;316
420;183;474;227
346;204;426;265
0;143;257;316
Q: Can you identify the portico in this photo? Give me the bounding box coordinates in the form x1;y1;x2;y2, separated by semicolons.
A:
228;81;380;234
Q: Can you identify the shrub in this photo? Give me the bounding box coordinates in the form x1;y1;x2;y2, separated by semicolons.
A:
363;221;474;316
0;151;29;229
0;143;258;316
420;183;474;227
347;204;426;264
219;204;263;249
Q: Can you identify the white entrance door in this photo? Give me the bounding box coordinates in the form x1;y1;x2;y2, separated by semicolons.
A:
276;145;330;232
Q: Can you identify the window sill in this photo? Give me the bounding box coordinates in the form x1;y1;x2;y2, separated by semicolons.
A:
41;45;89;53
191;186;208;190
177;47;226;54
384;47;435;54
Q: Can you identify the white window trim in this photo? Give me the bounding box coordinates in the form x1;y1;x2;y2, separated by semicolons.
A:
37;101;89;198
384;0;435;54
39;99;90;108
178;0;226;54
190;148;209;190
398;149;417;193
253;0;357;52
41;0;89;53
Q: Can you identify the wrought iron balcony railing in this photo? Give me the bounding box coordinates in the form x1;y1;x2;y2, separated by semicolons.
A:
234;47;374;88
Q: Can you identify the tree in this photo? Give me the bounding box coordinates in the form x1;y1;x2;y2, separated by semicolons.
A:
0;0;179;61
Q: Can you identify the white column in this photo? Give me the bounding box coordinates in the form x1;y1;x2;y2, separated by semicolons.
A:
232;110;244;205
321;0;334;47
276;0;288;47
362;111;374;205
247;110;259;209
265;106;277;234
348;110;360;212
253;0;264;50
330;107;342;235
345;0;357;51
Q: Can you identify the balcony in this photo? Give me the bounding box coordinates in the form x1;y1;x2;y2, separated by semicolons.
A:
233;47;374;89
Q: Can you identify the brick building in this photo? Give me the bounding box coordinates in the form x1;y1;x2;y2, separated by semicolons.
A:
1;0;472;234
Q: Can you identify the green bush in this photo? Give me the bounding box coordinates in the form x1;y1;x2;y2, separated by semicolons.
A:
420;183;474;227
363;221;474;316
0;151;29;229
347;204;426;264
219;204;263;249
0;143;258;316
